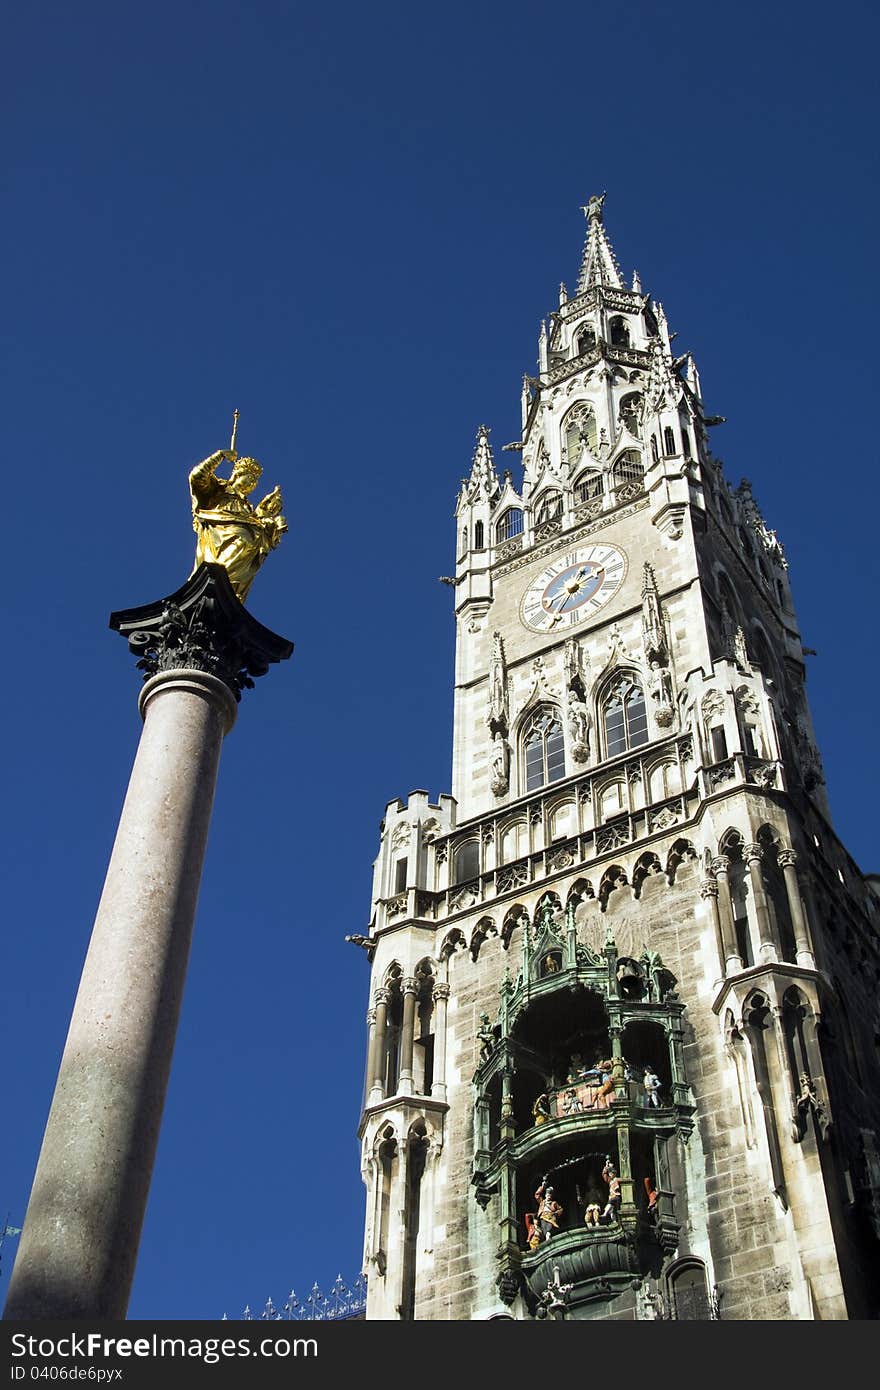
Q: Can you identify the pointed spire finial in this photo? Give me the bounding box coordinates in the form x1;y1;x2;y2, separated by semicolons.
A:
464;424;501;502
576;195;623;293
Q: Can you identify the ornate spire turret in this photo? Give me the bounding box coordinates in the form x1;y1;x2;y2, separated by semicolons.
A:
464;424;501;502
576;193;623;293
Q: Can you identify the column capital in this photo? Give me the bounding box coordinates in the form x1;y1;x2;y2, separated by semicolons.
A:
700;878;719;900
366;1008;377;1027
110;563;293;706
743;842;764;863
433;982;451;1002
402;975;419;997
777;848;798;869
710;854;730;877
373;986;392;1008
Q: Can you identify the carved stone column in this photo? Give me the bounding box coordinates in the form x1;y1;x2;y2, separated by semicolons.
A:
431;982;450;1102
700;877;725;981
777;849;815;968
364;1005;379;1103
397;976;419;1096
744;842;779;963
4;565;292;1321
369;987;392;1104
710;855;742;974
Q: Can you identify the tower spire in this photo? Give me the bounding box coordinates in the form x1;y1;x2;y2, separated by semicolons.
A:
576;193;623;293
465;424;501;500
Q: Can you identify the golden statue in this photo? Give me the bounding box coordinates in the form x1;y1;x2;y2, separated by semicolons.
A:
189;412;287;603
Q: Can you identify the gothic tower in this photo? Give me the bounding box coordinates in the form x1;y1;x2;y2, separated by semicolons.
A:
355;197;880;1320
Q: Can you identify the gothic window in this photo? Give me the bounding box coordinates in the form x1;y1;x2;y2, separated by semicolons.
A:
609;316;630;347
563;401;598;463
663;425;676;455
394;858;408;893
474;520;484;550
523;706;566;791
576;325;596;354
710;725;728;761
650;435;659;463
602;676;649;757
680;419;692;457
453;839;479;884
619;392;643;438
535;490;562;523
599;779;626;819
495;507;523;543
611;450;644;496
574;468;603;504
649;759;681;802
500;819;526;862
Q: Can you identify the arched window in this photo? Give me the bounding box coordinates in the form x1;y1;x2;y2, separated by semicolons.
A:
454;839;479;884
680;418;692;457
574;468;603;504
523;707;565;791
663;425;677;455
576;325;596;354
563;402;598;463
603;676;649;756
619;392;643;438
611;450;645;495
474;520;484;550
495;507;523;543
535;490;562;523
609;316;630;347
650;435;659;463
649;760;682;802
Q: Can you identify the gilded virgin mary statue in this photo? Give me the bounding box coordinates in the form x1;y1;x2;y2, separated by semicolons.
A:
189;430;287;603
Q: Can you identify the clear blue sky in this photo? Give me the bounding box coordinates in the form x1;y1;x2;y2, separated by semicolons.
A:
2;0;878;1319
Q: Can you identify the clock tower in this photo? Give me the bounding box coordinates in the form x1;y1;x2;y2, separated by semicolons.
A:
355;197;880;1320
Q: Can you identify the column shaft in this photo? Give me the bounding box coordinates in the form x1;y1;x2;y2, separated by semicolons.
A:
5;670;235;1319
397;979;418;1096
779;852;815;968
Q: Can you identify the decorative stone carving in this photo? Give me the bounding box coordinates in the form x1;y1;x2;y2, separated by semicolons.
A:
648;660;674;727
641;563;667;664
385;893;407;921
563;636;588;698
111;563;293;704
649;806;679;832
567;690;591;763
487;632;509;735
449;882;480;912
701;689;725;720
497;862;529;894
421;818;442;846
391;822;411;853
490;733;511;797
547;846;575;872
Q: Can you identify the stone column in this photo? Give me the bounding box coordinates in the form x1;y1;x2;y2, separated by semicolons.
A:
710;855;742;974
778;849;815;968
700;877;725;982
397;976;418;1096
430;982;450;1102
363;1006;378;1103
744;842;779;963
369;987;391;1105
4;564;292;1321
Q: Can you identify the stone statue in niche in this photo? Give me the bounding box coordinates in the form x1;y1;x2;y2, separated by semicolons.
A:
490;732;511;797
567;689;592;762
648;659;674;728
641;563;667;664
487;631;509;733
563;635;588;698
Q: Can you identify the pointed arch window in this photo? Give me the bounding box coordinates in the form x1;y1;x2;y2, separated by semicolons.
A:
576;325;596;355
474;520;484;550
609;316;630;348
619;392;643;439
603;676;649;757
535;490;562;524
523;707;565;791
611;450;645;496
574;468;604;504
563;402;598;464
663;425;677;455
495;507;523;543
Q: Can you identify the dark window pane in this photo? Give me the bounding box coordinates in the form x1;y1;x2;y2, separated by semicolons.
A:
711;725;728;761
395;858;408;893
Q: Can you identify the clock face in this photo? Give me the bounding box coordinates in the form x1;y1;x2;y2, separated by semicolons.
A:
521;544;628;632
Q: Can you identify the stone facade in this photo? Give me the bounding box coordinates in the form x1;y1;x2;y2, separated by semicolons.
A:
356;202;880;1320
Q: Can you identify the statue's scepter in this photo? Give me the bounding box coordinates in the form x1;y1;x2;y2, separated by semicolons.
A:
230;408;240;459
